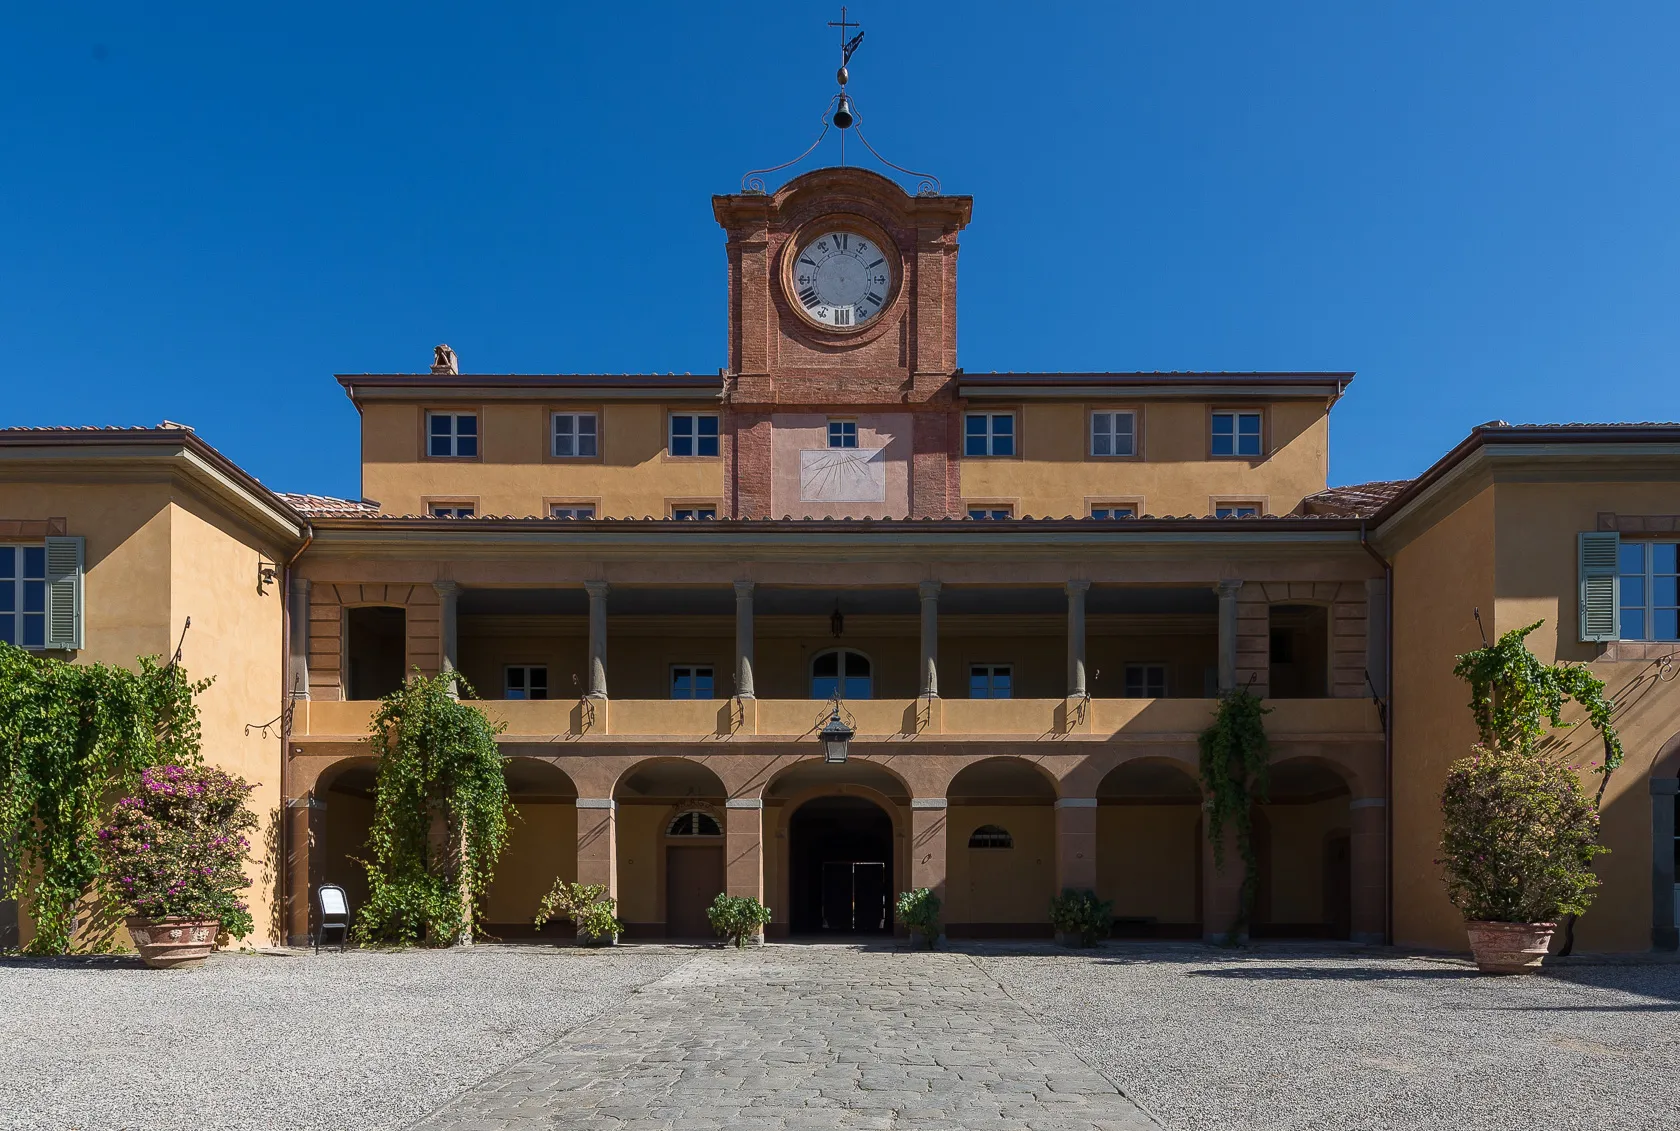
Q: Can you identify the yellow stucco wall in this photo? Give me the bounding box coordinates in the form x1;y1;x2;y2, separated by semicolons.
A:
1260;795;1350;925
959;400;1331;518
360;402;726;518
616;803;668;924
945;805;1055;923
1390;486;1496;950
485;801;575;924
1;479;291;948
1097;804;1201;924
1392;478;1680;952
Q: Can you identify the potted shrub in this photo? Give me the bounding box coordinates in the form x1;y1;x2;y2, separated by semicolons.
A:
1443;621;1621;971
535;880;623;946
707;893;772;948
894;887;941;949
1440;745;1605;973
99;764;257;968
1049;887;1113;947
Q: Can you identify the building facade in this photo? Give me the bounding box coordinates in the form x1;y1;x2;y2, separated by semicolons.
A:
3;167;1677;954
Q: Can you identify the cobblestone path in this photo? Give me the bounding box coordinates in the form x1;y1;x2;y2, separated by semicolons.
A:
409;945;1160;1130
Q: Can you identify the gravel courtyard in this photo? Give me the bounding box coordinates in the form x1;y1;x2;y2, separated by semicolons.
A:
3;942;1677;1130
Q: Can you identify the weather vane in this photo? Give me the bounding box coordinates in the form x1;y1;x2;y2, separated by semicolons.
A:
737;7;941;196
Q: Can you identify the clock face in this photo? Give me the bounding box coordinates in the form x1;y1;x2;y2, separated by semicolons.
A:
787;229;894;330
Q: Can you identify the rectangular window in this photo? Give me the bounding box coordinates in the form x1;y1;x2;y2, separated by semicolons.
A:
1214;502;1262;519
427;412;478;458
671;665;715;700
504;665;548;701
672;506;717;521
1090;504;1136;519
967;507;1012;520
668;413;719;457
964;412;1015;457
969;664;1013;699
0;545;47;648
552;412;599;458
1123;663;1167;698
827;420;858;449
1090;411;1136;458
1211;410;1263;458
548;504;596;520
428;504;475;519
1620;541;1680;641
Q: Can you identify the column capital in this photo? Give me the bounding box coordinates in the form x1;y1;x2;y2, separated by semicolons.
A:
1214;578;1244;596
1065;579;1091;595
919;579;943;601
584;579;611;599
431;579;460;598
733;579;756;598
910;797;948;810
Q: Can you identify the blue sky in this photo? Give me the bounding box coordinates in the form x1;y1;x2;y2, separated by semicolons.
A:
3;3;1675;499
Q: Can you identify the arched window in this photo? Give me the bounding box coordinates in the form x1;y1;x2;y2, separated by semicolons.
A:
667;810;722;837
811;649;872;700
968;824;1013;849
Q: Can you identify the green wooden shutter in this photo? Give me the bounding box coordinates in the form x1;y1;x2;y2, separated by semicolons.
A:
1578;531;1619;643
43;535;84;650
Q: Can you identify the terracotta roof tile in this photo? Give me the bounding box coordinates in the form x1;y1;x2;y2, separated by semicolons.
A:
1298;480;1412;518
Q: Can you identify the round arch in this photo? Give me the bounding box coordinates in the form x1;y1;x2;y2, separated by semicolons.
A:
610;757;729;940
1253;756;1353;940
1095;757;1204;938
486;758;579;938
946;757;1057;937
313;756;382;925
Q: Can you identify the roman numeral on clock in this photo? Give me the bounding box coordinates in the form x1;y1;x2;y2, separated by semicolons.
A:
798;287;821;308
864;291;883;305
866;258;883;268
837;234;848;250
800;256;816;267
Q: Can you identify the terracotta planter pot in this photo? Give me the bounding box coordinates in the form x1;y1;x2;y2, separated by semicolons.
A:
1465;920;1556;974
126;916;220;969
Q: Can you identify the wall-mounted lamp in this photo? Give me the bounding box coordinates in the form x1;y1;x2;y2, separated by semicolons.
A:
821;706;855;764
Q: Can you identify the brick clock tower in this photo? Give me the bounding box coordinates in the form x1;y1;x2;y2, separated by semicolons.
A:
712;168;974;519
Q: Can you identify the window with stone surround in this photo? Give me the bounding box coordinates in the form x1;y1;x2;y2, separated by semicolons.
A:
1090;411;1136;457
0;546;46;648
427;412;477;458
551;412;599;458
964;412;1015;457
1619;541;1680;641
668;413;719;457
1211;410;1263;458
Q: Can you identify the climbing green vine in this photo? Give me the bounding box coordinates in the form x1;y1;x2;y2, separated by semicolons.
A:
354;672;511;946
0;643;210;954
1452;620;1622;789
1197;687;1271;942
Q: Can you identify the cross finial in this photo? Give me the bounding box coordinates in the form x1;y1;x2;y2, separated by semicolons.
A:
828;6;864;75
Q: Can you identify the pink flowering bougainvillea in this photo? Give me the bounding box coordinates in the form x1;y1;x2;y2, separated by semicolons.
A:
99;764;258;941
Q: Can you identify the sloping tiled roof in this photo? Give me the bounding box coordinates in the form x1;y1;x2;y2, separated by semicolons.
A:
1298;480;1412;518
278;493;382;518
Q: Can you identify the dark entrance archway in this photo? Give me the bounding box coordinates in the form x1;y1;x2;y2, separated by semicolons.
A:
788;797;894;935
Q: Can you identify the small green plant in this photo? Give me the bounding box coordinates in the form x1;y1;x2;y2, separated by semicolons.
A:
535;880;623;945
1440;745;1606;923
98;764;259;942
894;887;941;947
707;893;772;948
1049;887;1113;946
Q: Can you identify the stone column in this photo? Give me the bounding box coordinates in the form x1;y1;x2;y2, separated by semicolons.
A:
287;576;311;700
284;794;325;946
1201;822;1247;943
1216;579;1244;693
1653;779;1678;950
1054;798;1098;893
1365;577;1389;698
910;798;949;911
432;580;460;696
725;799;764;914
1065;580;1091;698
918;580;942;698
575;798;617;898
584;580;609;699
733;581;756;699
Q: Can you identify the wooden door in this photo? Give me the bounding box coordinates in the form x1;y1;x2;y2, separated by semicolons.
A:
666;845;724;939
